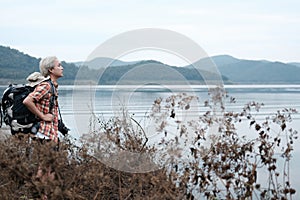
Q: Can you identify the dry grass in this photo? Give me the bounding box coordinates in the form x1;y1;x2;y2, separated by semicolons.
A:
0;90;298;199
0;134;187;199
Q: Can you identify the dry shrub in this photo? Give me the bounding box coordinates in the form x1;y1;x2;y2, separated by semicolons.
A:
80;90;298;199
0;134;187;199
141;90;298;199
0;89;298;200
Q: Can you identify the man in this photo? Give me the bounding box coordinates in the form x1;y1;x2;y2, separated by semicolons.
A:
23;56;64;142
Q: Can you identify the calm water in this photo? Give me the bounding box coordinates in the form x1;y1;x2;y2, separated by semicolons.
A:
1;84;300;196
55;85;300;136
58;84;300;197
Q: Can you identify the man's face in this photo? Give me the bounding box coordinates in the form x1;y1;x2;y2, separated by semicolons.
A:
50;59;64;78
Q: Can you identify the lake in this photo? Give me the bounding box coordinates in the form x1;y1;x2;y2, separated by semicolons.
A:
60;84;300;198
1;84;300;197
55;84;300;137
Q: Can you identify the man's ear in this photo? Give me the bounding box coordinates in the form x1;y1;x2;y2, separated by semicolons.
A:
48;68;53;74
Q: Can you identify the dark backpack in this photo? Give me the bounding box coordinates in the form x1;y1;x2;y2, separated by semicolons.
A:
0;80;55;135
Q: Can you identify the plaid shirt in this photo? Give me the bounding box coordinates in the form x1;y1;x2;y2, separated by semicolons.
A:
29;80;59;142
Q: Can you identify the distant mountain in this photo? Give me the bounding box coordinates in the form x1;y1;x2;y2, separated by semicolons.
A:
190;55;300;84
289;62;300;68
0;45;229;85
95;59;228;85
1;45;299;85
210;55;240;66
74;57;139;69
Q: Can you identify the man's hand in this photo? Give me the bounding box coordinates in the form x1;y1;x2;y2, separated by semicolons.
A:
23;96;54;122
43;113;54;122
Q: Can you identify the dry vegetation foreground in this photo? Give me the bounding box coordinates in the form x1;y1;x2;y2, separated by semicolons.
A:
0;92;298;199
0;133;187;199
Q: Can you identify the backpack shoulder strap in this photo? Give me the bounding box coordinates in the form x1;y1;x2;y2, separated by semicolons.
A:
47;79;56;114
0;101;2;128
47;80;63;120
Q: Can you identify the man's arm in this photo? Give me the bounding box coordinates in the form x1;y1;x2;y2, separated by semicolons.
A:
23;96;53;122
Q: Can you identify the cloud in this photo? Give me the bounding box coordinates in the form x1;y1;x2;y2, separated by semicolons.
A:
0;0;299;62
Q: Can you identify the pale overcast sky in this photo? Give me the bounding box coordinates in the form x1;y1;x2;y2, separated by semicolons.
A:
0;0;299;65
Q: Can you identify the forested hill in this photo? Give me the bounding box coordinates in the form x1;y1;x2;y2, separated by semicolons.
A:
1;45;299;85
0;46;78;84
0;46;39;80
211;55;300;84
0;45;228;85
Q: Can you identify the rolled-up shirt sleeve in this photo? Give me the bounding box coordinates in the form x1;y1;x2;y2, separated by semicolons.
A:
29;82;50;102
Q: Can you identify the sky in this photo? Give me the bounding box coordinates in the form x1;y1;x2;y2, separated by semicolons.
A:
0;0;300;66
